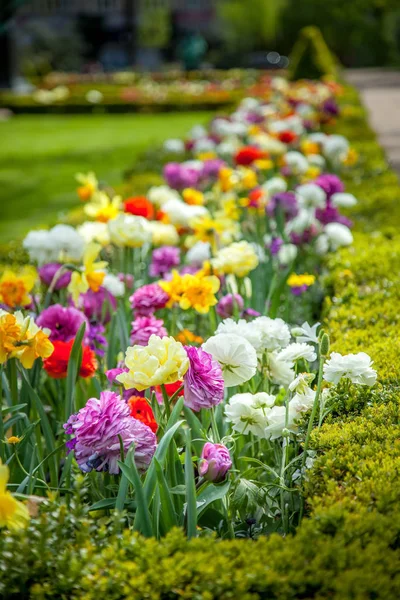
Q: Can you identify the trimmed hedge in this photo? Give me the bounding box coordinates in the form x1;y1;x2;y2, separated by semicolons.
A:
2;84;400;599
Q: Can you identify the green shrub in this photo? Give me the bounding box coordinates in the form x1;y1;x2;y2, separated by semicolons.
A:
288;26;339;80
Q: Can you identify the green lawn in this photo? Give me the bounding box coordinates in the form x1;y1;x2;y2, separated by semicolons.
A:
0;112;213;243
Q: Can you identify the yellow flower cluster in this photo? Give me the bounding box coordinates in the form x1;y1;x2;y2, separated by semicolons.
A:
117;335;189;391
0;461;29;530
0;268;37;309
0;310;54;368
212;241;259;278
182;188;205;206
159;270;220;314
287;273;316;288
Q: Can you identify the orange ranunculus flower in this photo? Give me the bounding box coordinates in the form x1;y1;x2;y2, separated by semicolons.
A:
176;329;203;345
43;339;97;379
124;196;154;220
127;396;158;433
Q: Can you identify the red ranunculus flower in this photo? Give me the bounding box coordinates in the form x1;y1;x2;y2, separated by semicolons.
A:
43;339;97;379
124;196;154;220
278;130;297;144
127;396;158;433
234;146;266;166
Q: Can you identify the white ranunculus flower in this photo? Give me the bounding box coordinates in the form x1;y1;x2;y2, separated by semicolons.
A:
23;229;54;265
323;134;349;161
287;208;319;235
264;405;296;440
307;154;326;169
277;243;298;266
108;214;151;248
163;139;185;154
323;352;377;386
48;225;85;263
314;233;330;255
216;318;262;351
290;388;316;414
216;140;240;157
185;241;211;266
324;223;353;250
202;333;257;387
225;394;270;437
147;185;180;207
277;342;317;363
291;321;320;344
163;198;208;227
308;132;327;145
189;125;208;140
147;222;179;247
296;183;326;209
193;138;216;154
289;372;316;394
102;274;125;297
262;176;287;196
330;192;357;208
285;151;309;175
253;316;291;352
77;221;110;246
239;97;261;111
268;352;295;387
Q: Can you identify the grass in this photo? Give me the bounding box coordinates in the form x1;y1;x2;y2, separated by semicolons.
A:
0;111;213;243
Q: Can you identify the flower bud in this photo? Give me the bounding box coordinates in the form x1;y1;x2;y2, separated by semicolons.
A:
198;442;232;483
320;333;330;356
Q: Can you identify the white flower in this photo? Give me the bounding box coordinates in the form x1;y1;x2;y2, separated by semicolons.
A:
262;176;287;196
289;372;315;393
285;151;309;175
216;140;239;157
147;222;179;246
163;139;185;154
108;214;151;248
252;316;291;351
296;183;326;209
330;192;357;208
86;90;103;104
23;229;54;265
314;233;330;256
102;274;125;297
77;221;110;246
189;125;208;139
277;343;317;363
264;405;294;440
163;198;208;227
291;321;320;344
225;392;275;437
287;209;319;235
216;318;262;351
323;135;349;161
324;223;353;250
289;388;316;414
202;333;257;387
193;138;216;154
307;154;326;169
268;352;295;387
323;352;377;386
185;241;211;266
147;185;180;207
50;225;85;262
277;243;298;266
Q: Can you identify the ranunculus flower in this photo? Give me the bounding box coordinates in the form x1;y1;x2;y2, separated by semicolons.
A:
149;246;180;278
38;263;71;289
131;315;168;346
216;294;244;319
127;396;158;433
323;352;377;386
199;442;232;482
108;213;151;248
129;283;169;317
43;339;97;379
124;196;154;220
36;304;88;343
234;146;266;166
76;287;117;324
117;335;189;391
183;346;224;412
64;391;156;474
202;333;257;387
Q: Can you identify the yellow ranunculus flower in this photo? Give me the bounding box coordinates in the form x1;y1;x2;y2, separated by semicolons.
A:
0;461;30;530
147;222;179;247
212;241;259;278
68;242;107;304
117;335;189;391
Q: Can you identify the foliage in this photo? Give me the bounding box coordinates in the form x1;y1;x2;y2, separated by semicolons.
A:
288;26;339;80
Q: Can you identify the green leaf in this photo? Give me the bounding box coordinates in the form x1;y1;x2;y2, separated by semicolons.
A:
184;428;197;539
65;322;86;421
154;457;179;531
196;479;231;518
1;403;27;415
116;306;130;352
118;447;153;537
183;407;205;455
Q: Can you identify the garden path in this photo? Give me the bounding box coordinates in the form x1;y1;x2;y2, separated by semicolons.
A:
347;68;400;176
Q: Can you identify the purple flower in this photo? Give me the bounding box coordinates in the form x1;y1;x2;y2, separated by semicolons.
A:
36;304;88;342
199;442;232;482
216;294;244;319
183;346;224;412
163;162;200;190
149;246;180;278
315;205;352;228
87;322;107;357
64;391;156;474
201;159;225;181
76;287;117;324
269;237;283;256
131;315;168;346
39;263;71;290
241;307;261;320
290;285;308;296
129;283;169;317
315;174;344;198
106;366;144;400
267;192;298;219
322;98;339;117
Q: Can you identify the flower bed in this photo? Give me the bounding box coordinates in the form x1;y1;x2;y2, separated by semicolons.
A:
1;79;399;598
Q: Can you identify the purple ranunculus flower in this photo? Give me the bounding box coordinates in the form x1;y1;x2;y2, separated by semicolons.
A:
216;294;244;319
183;346;224;412
106;366;144;400
315;174;344;198
241;307;261;320
149;246;181;278
39;263;71;290
64;390;156;474
131;315;168;346
87;322;107;357
129;283;169;317
315;205;352;228
270;237;284;256
267;192;298;219
163;162;200;190
322;98;339;117
290;284;308;296
76;287;117;324
36;304;88;342
199;442;232;483
201;159;225;181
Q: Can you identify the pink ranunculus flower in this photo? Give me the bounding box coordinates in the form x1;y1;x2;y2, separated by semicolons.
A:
131;315;168;346
64;391;156;474
183;346;224;412
129;283;169;317
36;304;88;342
216;293;244;319
199;442;232;482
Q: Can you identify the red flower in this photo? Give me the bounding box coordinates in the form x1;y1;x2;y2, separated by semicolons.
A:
234;146;266;166
43;339;97;379
128;396;158;433
278;131;297;144
124;196;154;220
